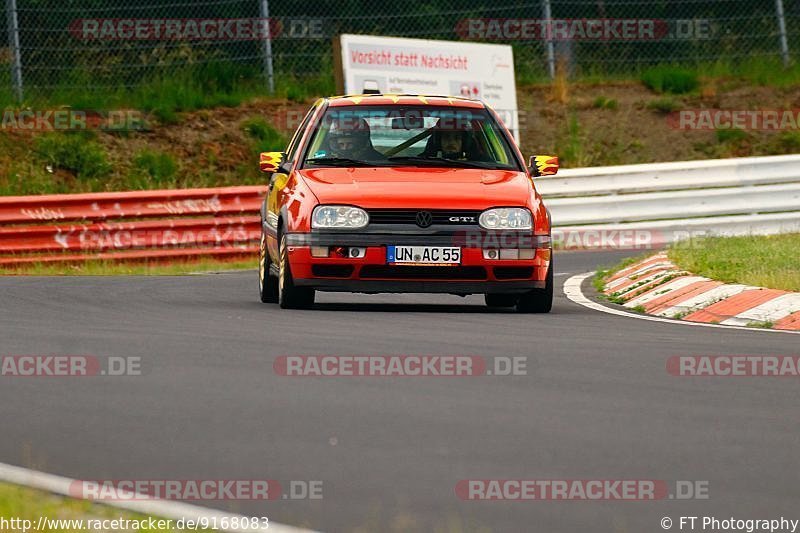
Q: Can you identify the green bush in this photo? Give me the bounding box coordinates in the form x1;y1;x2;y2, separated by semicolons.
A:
592;96;618;110
716;128;749;143
34;133;111;179
775;131;800;152
641;66;699;94
242;117;287;152
133;149;178;184
556;112;591;167
276;75;336;103
647;97;680;113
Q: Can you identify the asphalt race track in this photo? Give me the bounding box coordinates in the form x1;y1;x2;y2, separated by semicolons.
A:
1;250;798;532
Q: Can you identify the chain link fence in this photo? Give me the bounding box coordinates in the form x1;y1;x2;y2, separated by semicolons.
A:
2;0;798;102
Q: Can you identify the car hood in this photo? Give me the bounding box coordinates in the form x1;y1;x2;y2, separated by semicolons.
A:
297;167;532;210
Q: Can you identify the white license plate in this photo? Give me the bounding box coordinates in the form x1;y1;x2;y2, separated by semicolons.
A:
387;246;461;265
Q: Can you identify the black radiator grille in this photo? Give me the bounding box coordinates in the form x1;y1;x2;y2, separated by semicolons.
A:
366;209;480;226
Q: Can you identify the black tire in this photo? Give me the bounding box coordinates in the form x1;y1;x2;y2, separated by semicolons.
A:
258;232;278;303
278;233;315;309
516;257;553;314
484;293;519;307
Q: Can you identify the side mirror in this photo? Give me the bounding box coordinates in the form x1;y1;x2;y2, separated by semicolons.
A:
259;152;285;173
529;155;559;177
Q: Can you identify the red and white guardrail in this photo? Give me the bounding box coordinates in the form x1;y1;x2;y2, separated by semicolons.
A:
3;154;800;266
0;186;265;267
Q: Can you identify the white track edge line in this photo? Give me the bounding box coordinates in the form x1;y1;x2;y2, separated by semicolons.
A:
563;272;800;336
0;462;318;533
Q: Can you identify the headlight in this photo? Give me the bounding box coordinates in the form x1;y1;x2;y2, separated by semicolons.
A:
312;205;369;229
479;208;532;230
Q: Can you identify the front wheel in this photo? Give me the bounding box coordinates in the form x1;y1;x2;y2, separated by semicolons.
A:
516;258;553;314
278;233;315;309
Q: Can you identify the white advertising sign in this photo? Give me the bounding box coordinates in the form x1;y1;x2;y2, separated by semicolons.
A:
337;34;520;143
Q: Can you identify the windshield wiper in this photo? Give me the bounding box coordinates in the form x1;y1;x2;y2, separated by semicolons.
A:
305;157;380;167
386;156;497;169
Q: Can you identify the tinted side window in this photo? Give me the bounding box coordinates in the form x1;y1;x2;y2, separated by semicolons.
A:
286;107;318;163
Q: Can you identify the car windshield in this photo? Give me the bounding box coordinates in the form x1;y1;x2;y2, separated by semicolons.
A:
303;105;521;170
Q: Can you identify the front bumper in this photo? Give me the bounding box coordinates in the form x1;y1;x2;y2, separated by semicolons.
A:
294;279;545;294
285;231;551;295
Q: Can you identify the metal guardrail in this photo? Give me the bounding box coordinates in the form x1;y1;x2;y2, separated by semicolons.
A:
2;154;799;266
0;186;264;266
538;154;800;244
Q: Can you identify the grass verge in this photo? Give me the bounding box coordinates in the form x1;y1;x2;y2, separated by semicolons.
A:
669;233;800;292
0;482;209;532
5;65;334;117
0;258;256;276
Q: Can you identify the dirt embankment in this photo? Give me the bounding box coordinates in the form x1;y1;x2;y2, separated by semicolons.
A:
517;81;800;166
2;81;800;195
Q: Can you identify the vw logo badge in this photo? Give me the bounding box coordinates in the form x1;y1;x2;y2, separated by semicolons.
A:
415;211;433;228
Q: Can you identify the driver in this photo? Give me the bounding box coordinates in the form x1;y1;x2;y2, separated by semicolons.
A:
421;120;488;161
327;118;385;161
440;130;467;159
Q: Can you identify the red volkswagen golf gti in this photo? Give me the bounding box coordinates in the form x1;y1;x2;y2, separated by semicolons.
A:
258;94;557;312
